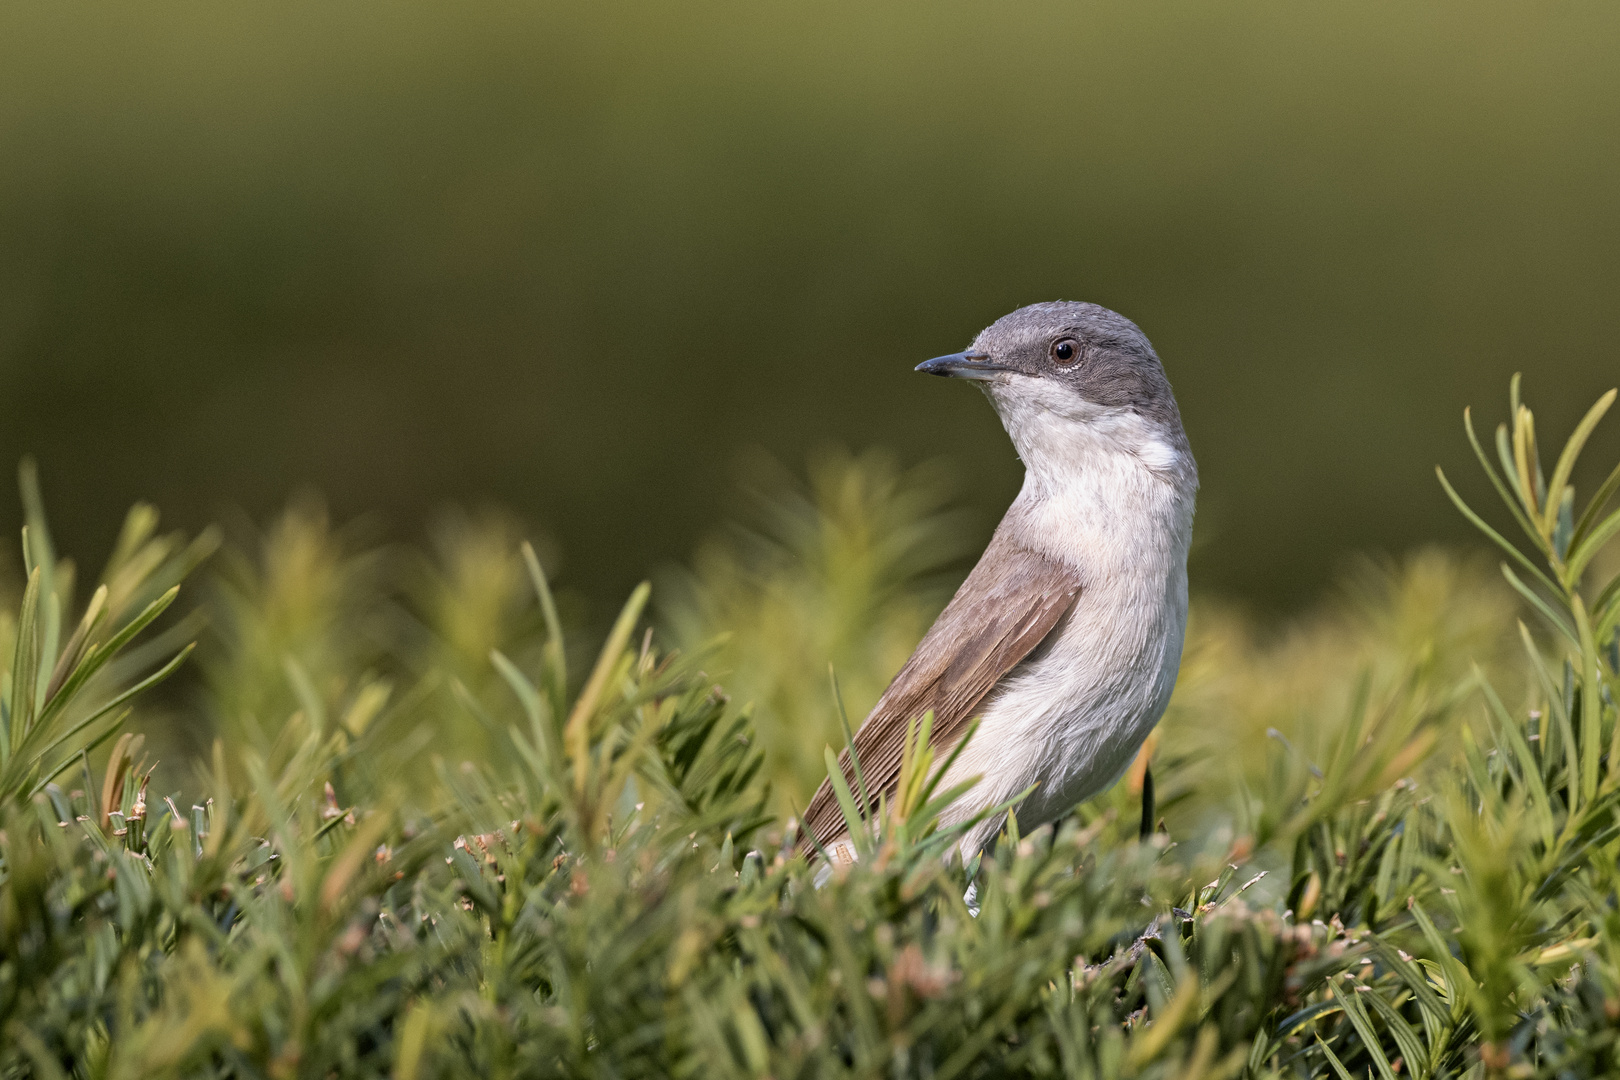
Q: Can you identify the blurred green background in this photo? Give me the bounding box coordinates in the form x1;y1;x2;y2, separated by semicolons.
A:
2;0;1618;615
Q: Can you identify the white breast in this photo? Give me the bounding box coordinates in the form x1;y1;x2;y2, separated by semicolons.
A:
937;383;1196;857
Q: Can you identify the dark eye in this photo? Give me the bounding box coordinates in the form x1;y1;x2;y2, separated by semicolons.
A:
1051;338;1080;364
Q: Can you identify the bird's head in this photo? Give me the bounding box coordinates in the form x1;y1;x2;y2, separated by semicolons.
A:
917;301;1192;481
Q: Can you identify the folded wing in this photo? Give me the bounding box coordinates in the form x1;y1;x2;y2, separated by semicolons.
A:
803;530;1082;850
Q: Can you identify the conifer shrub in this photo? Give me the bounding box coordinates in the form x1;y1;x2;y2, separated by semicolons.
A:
0;376;1618;1078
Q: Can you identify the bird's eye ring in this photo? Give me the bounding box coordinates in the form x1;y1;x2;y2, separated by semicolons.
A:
1051;338;1080;364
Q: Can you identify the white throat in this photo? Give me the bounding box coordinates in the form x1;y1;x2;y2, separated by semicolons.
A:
983;377;1197;571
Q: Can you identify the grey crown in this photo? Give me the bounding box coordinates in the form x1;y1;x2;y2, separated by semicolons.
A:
968;301;1185;433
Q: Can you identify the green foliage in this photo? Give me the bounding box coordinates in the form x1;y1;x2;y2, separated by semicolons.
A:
2;376;1620;1077
664;449;972;813
0;461;215;811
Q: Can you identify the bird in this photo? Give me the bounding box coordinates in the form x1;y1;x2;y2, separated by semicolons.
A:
802;300;1197;864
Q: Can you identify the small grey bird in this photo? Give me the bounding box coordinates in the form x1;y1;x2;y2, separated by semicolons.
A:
804;301;1197;862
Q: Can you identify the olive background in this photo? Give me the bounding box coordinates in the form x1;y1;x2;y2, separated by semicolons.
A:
3;1;1618;614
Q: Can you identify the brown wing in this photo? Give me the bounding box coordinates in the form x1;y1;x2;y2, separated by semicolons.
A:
802;528;1082;850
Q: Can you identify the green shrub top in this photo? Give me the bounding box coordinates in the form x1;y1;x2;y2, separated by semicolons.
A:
2;378;1620;1078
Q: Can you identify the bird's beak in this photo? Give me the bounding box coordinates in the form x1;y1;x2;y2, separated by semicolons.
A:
915;351;1011;381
